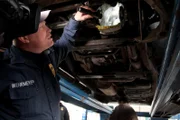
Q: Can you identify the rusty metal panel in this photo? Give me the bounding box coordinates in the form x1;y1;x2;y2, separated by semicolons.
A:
35;0;73;7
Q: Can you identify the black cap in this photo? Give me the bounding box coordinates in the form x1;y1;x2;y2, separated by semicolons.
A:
3;3;41;47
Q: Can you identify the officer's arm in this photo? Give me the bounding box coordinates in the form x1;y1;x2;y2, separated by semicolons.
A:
53;17;80;61
53;6;93;66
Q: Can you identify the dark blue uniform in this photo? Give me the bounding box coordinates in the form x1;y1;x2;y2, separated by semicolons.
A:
0;18;79;120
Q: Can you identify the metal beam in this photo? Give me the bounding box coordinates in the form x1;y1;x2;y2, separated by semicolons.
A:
100;113;110;120
73;38;128;51
59;76;113;114
136;112;150;117
151;118;168;120
150;0;180;117
77;72;146;79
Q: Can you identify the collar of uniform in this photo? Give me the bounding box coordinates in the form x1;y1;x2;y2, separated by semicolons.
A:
9;46;26;64
10;46;43;67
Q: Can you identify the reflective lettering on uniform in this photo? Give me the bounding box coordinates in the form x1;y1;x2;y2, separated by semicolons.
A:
11;80;35;88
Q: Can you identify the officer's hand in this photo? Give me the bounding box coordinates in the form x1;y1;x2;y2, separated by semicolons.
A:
74;6;95;21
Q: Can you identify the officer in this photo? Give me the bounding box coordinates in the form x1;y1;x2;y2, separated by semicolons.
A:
60;102;70;120
109;103;138;120
0;6;93;120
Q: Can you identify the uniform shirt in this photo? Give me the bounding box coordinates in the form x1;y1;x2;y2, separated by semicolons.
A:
0;18;80;120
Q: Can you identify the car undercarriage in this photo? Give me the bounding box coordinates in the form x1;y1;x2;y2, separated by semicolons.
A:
34;0;174;105
0;0;175;106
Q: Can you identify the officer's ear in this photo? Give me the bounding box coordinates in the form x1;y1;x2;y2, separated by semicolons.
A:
17;36;29;43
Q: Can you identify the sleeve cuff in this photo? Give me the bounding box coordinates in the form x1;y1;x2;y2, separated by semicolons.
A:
67;17;81;30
